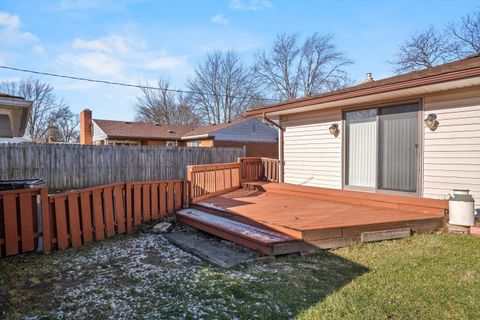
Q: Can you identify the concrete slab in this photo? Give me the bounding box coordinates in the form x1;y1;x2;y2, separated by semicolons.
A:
164;229;263;268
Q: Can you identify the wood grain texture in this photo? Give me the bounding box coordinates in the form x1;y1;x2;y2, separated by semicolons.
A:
0;144;245;191
3;194;19;256
67;193;82;248
19;192;35;252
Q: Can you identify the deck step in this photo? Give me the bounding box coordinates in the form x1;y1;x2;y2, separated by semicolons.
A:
177;208;299;255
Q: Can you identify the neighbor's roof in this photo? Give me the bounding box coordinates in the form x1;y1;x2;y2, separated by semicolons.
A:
93;119;196;140
244;54;480;116
0;93;26;100
181;118;249;139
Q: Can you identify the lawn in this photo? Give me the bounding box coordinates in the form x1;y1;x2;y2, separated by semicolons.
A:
0;232;479;320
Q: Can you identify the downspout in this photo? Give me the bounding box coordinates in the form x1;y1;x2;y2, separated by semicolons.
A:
262;113;285;183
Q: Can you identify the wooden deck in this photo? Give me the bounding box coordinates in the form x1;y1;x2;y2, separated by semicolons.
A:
177;183;447;255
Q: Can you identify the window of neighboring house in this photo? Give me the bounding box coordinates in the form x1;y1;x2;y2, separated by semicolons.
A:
190;141;201;147
166;141;177;146
252;124;256;133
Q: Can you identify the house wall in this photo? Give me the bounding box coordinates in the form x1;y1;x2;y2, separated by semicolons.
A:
281;108;343;188
423;87;480;209
92;120;107;144
186;139;214;147
214;118;277;142
280;86;480;210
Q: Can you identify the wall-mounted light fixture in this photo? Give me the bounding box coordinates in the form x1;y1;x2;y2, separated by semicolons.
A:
329;123;340;137
424;113;439;131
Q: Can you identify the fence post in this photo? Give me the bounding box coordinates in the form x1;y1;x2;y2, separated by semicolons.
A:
40;187;51;253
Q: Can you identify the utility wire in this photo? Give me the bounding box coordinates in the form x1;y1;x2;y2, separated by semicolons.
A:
0;65;281;102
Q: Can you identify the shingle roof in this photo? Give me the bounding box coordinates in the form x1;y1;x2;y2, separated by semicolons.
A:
181;118;248;138
0;93;26;100
245;54;480;116
93;119;196;140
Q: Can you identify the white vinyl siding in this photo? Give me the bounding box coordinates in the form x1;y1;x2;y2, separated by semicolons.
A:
92;120;107;143
423;88;480;209
282;108;342;189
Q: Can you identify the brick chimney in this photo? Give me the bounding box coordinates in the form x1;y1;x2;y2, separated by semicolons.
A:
80;108;93;145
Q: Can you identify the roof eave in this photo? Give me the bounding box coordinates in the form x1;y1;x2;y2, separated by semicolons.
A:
244;66;480;117
181;134;211;141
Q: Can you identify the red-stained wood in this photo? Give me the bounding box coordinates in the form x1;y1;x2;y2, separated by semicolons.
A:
53;196;69;250
133;184;142;226
114;185;126;234
3;193;19;256
174;181;182;211
79;191;93;244
150;184;159;220
125;184;133;233
40;188;51;253
92;189;105;241
167;182;174;214
103;187;116;237
19;192;35;253
142;184;151;222
67;193;82;248
183;181;190;208
159;183;167;217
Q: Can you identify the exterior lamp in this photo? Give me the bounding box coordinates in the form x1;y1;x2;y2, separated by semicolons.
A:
329;123;340;137
424;113;439;131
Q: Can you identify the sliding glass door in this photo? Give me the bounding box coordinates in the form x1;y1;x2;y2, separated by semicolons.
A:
345;102;419;193
345;109;377;188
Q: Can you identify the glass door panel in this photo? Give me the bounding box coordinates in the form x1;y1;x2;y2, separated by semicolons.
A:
378;103;419;192
345;109;377;188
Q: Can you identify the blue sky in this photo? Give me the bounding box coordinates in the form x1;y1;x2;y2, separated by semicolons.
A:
0;0;478;120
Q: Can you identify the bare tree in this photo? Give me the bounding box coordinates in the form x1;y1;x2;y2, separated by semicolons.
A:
390;26;457;74
0;78;60;142
188;50;260;124
48;104;80;143
449;11;480;56
254;32;352;100
134;78;200;126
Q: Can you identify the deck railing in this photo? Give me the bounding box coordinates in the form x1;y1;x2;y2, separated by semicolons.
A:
187;157;279;202
187;163;241;201
1;179;188;257
238;157;279;183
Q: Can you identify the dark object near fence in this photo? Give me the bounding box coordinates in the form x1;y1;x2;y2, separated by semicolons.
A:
0;179;45;191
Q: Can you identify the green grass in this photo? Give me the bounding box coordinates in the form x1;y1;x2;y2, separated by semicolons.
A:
0;233;479;319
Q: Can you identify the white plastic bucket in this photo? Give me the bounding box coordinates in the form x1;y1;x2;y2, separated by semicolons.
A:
448;189;475;226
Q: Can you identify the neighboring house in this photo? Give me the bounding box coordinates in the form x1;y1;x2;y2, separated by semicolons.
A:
0;93;32;143
245;54;480;209
80;109;278;157
181;118;278;157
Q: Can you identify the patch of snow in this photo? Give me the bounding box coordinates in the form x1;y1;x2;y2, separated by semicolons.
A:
178;209;293;242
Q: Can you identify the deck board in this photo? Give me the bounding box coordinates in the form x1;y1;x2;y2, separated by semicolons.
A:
197;184;446;240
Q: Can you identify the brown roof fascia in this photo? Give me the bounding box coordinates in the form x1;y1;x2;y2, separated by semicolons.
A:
244;66;480;116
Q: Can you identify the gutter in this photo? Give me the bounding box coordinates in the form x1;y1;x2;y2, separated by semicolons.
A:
245;66;480;116
180;134;211;141
262;113;285;183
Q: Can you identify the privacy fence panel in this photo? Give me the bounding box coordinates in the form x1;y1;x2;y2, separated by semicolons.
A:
0;179;189;257
0;187;48;257
0;144;245;191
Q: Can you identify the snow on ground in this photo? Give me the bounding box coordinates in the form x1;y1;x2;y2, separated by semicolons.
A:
12;232;306;319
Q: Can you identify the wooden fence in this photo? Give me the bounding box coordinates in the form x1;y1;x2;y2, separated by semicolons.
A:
0;143;245;191
188;157;279;201
0;180;188;257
